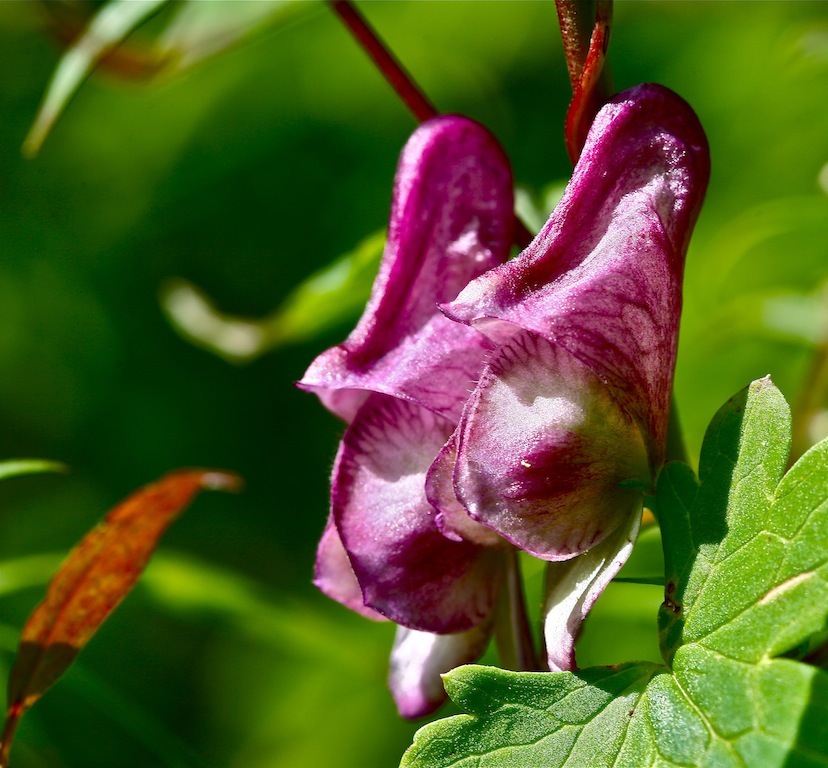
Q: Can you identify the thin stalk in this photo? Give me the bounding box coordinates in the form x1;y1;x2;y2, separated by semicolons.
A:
665;394;689;466
493;549;538;671
790;286;828;465
328;0;437;122
328;0;535;251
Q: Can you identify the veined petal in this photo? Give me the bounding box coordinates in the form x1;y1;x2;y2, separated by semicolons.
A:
454;331;649;561
445;84;709;467
299;115;513;422
426;430;504;548
333;394;503;633
543;508;641;671
389;623;491;719
313;517;387;622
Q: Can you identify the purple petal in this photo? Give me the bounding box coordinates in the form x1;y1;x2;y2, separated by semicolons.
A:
333;394;503;633
543;509;641;671
425;430;504;548
445;84;709;467
299;115;513;422
453;331;649;560
313;517;387;621
389;623;491;719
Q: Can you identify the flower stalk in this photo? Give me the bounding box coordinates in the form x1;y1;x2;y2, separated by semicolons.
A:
327;0;534;249
328;0;438;123
665;396;690;466
493;550;539;672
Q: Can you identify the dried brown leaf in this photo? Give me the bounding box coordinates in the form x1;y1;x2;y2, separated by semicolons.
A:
0;469;241;766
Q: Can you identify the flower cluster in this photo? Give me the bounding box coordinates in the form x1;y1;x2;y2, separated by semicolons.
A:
300;83;709;717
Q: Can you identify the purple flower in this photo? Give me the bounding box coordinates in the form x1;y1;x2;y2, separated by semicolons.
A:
435;83;709;669
300;114;515;715
301;83;709;713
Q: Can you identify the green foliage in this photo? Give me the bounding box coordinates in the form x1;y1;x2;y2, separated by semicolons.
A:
24;0;311;156
0;461;65;482
23;0;168;157
159;230;385;362
402;378;828;767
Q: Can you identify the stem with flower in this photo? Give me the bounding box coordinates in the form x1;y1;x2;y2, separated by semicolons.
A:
308;0;708;719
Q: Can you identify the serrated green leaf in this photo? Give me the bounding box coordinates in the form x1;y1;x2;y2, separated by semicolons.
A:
160;230;385;363
659;376;827;665
404;663;661;768
402;378;828;767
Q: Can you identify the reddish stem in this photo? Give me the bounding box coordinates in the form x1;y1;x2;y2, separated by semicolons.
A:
564;3;612;164
329;0;438;122
556;0;614;164
329;1;535;250
555;0;598;90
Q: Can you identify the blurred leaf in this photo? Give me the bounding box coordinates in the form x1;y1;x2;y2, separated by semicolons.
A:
24;0;169;157
156;0;311;74
0;469;241;766
160;230;385;363
66;663;209;768
763;287;828;346
0;460;66;482
28;0;319;156
513;182;567;234
0;548;373;664
577;582;663;668
0;555;63;599
402;378;828;767
704;196;828;301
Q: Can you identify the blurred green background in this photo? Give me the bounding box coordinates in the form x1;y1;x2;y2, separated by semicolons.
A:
0;2;826;766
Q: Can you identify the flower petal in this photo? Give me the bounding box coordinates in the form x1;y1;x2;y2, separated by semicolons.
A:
333;394;503;633
454;330;649;560
313;516;387;621
389;623;491;719
543;508;641;671
300;115;513;422
445;84;709;467
425;430;504;548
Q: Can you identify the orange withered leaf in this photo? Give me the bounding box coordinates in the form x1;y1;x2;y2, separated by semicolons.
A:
0;469;241;766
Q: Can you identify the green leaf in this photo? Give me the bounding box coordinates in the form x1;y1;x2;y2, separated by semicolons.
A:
159;230;385;363
156;0;313;74
23;0;169;157
402;377;828;767
0;460;66;482
26;0;319;156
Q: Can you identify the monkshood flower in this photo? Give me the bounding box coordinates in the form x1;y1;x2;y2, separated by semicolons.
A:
300;114;515;716
301;82;709;714
432;82;709;670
